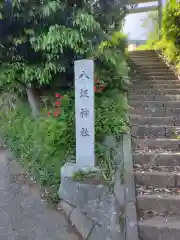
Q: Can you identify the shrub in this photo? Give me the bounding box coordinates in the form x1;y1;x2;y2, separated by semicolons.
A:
137;0;180;72
0;33;129;200
0;92;74;201
0;90;128;200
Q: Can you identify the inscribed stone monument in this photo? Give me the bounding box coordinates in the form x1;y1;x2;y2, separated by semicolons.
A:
74;60;95;167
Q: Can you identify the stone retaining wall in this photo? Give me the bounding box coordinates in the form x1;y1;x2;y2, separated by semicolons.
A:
58;134;138;240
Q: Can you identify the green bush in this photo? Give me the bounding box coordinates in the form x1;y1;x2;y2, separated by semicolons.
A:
0;0;129;202
158;0;180;68
0;90;128;200
137;0;180;72
0;93;74;200
0;33;129;200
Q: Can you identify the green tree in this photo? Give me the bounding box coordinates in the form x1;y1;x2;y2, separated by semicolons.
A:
162;0;180;51
156;0;180;65
0;0;128;117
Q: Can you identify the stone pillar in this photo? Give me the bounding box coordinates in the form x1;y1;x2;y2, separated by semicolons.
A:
74;60;95;167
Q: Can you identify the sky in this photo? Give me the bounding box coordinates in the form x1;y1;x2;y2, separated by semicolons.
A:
123;0;166;40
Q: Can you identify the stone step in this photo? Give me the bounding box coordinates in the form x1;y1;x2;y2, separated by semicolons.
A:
129;56;158;59
129;49;156;52
131;76;176;81
130;63;167;68
139;216;180;240
130;77;153;82
130;101;180;109
128;64;167;70
150;77;178;82
129;94;180;101
131;125;180;138
130;85;180;91
130;51;158;53
129;55;161;59
129;52;159;56
134;68;174;73
133;152;180;166
129;55;159;59
129;51;157;54
130;59;162;62
129;60;168;66
147;73;176;78
129;54;159;58
130;108;180;117
129;58;163;62
137;194;180;215
131;76;178;81
131;78;180;83
134;171;177;188
147;70;175;74
131;71;176;77
129;89;180;95
130;68;171;74
130;115;176;125
136;185;180;200
132;70;176;76
134;161;180;172
130;81;180;88
133;138;180;151
142;75;177;80
130;62;165;66
129;60;163;64
129;50;157;55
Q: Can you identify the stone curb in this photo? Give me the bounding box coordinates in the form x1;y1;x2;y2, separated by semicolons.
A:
58;200;96;239
123;134;139;240
58;200;125;240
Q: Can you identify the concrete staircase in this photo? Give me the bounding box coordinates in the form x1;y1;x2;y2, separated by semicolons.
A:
128;50;180;240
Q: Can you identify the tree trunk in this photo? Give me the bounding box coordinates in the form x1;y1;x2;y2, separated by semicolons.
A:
26;87;40;118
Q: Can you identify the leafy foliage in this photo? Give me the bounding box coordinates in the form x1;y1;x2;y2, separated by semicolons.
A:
159;0;180;67
0;0;129;200
0;0;128;91
0;32;129;199
87;0;127;33
137;0;180;72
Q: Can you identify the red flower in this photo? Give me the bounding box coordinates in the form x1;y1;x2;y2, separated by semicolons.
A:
55;101;61;106
47;112;51;116
54;111;60;117
55;93;61;98
94;86;97;92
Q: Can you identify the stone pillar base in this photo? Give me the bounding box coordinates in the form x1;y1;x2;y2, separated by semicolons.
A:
58;162;124;240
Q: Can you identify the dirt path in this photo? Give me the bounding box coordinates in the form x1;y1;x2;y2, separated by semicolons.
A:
0;150;80;240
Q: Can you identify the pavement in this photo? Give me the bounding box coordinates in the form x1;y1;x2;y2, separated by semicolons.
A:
0;150;80;240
